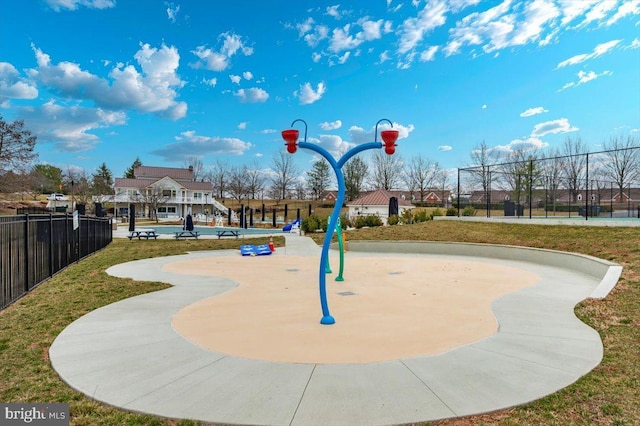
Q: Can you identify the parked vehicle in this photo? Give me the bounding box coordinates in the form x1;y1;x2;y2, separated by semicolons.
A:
46;193;69;201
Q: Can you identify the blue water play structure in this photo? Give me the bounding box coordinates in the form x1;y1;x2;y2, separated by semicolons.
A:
281;118;400;325
282;218;301;232
240;244;272;256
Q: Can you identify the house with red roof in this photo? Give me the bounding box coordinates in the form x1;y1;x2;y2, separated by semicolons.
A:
346;189;414;225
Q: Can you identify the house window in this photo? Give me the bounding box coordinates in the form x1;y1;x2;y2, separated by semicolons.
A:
158;206;177;213
193;192;202;199
162;189;176;197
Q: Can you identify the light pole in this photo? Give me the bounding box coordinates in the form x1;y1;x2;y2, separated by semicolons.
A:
281;118;399;325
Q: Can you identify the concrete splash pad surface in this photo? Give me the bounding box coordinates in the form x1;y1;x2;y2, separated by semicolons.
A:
169;255;538;363
49;237;614;426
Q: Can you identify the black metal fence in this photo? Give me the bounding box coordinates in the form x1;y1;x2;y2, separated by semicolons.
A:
457;146;640;219
0;214;113;311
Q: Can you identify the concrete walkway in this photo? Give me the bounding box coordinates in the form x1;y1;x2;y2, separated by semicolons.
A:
49;234;618;425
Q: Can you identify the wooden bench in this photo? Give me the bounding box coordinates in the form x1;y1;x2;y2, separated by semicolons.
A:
174;231;200;239
216;230;239;239
128;229;158;240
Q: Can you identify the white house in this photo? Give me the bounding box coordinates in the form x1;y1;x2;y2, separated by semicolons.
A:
347;189;414;225
113;166;225;219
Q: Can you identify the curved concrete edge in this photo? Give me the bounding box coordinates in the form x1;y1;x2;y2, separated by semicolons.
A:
347;240;622;298
48;240;611;426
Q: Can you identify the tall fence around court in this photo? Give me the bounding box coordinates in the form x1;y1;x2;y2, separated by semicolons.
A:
0;214;113;311
457;146;640;220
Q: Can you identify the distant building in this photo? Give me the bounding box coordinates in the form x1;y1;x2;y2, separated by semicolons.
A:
113;166;223;219
346;189;414;225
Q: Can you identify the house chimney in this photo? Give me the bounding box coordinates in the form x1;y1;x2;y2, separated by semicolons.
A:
188;165;193;172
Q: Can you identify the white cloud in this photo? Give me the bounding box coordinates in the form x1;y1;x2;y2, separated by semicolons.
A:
312;52;322;62
579;0;618;27
482;104;487;109
558;0;599;25
629;38;640;49
438;145;453;151
28;43;187;119
337;51;351;64
531;118;578;137
19;100;126;152
520;106;548;117
44;0;115;12
320;120;342;130
242;71;253;80
397;0;448;55
191;32;253;71
316;134;354;158
348;122;415;144
296;17;315;36
556;39;622;68
202;77;217;87
237;122;247;130
379;50;391;63
233;87;269;103
326;5;345;19
0;62;38;101
152;130;252;162
558;69;612;91
606;0;640;26
296;82;326;105
328;19;388;53
419;45;439;61
229;74;241;84
255;153;264;157
492;137;548;154
303;25;329;48
261;129;277;134
166;3;180;22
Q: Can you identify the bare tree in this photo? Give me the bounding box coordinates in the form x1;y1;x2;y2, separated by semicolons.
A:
244;161;265;200
468;140;493;196
343;156;368;201
369;150;403;190
403;155;438;202
208;160;230;199
560;135;588;203
601;135;640;200
270;151;300;200
497;148;542;205
139;184;171;222
226;166;248;202
435;167;450;207
539;147;564;212
183;156;204;181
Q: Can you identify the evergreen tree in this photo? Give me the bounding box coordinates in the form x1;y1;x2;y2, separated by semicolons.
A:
92;162;114;195
124;157;142;178
307;158;331;200
0;115;38;173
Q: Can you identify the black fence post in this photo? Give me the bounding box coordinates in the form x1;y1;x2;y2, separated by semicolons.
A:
262;203;265;222
24;214;30;292
272;208;276;227
228;208;232;226
49;214;54;277
308;204;312;217
297;208;301;221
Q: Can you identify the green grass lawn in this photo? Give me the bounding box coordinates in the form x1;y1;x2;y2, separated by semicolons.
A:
1;222;638;425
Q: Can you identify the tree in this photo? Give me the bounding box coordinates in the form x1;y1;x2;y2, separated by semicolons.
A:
307;158;332;200
601;135;640;201
208;160;230;199
369;150;403;190
560;136;588;203
226;165;248;202
468;140;493;198
183;156;204;181
497;148;542;206
539;148;564;212
270;151;300;200
0;115;38;174
124;157;142;178
31;164;63;194
403;155;438;202
92;162;114;198
243;162;265;200
139;184;171;222
343;156;368;201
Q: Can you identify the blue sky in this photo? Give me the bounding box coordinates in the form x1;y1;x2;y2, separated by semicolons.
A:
1;0;639;179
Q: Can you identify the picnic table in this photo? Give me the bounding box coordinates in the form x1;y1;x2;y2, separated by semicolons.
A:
128;229;158;240
216;229;240;239
174;230;200;239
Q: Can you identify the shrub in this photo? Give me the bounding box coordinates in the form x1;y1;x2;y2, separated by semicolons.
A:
446;207;458;216
400;209;415;225
301;215;324;232
387;214;399;225
462;205;476;216
340;214;352;229
354;214;383;228
430;208;443;220
415;209;430;223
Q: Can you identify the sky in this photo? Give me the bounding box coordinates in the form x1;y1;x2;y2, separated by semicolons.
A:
1;0;639;181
